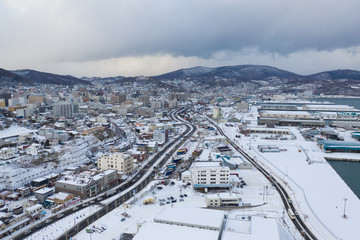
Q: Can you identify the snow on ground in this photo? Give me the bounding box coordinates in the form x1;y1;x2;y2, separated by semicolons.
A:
0;126;34;139
222;124;360;240
24;205;102;240
73;170;294;239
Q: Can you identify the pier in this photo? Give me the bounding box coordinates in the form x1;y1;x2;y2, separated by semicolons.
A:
325;157;360;162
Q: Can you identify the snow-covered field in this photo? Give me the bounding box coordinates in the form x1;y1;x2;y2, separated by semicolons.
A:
70;172;294;240
221;124;360;240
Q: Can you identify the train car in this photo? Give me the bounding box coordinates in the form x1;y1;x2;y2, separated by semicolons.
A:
165;168;175;175
288;208;295;220
177;148;188;155
172;157;182;163
167;163;176;169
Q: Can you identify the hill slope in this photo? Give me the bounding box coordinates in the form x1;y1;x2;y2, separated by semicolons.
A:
12;69;90;85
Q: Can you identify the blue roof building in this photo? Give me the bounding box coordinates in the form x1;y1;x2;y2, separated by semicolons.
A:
318;140;360;153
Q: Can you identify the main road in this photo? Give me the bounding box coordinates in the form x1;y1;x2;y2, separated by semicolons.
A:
11;107;196;240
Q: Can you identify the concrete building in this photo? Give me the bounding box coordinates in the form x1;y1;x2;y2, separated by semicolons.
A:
241;127;290;135
303;104;359;112
169;92;188;102
191;161;230;189
34;187;53;203
213;107;222;120
236;102;249;112
138;95;150;107
205;192;241;207
153;129;168;143
97;153;134;175
55;169;118;199
0;147;17;160
54;103;73;118
26;143;42;156
8;97;27;107
260;110;311;119
28;95;44;103
0;92;11;106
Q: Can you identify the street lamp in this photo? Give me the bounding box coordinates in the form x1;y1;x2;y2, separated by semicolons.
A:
343;198;348;218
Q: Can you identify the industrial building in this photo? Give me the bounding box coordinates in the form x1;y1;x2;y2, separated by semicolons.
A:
154;208;225;232
318;140;360;153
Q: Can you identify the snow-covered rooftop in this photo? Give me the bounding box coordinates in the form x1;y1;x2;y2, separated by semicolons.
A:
154;207;224;230
133;222;219;240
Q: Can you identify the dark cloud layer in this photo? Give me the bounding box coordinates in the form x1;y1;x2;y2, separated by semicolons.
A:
0;0;360;76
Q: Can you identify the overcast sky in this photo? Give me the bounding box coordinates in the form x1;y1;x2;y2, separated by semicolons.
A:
1;0;360;77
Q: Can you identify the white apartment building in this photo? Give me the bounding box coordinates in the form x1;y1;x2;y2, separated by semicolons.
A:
190;161;230;189
26;143;42;156
0;147;17;160
97;153;134;175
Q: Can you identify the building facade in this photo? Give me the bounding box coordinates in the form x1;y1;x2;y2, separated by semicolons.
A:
97;153;134;175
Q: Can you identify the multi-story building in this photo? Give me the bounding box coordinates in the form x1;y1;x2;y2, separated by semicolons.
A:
97;153;134;175
55;169;118;199
28;95;44;103
0;92;11;106
153;129;168;143
205;193;241;207
0;147;17;160
54;102;73;118
190;161;230;189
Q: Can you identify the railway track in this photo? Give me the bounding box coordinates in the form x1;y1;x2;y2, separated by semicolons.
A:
207;117;318;240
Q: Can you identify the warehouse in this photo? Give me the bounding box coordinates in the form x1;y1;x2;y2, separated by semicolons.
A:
133;222;219;240
318;140;360;153
154;208;225;232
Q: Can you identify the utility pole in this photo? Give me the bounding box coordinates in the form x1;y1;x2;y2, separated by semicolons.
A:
343;198;348;218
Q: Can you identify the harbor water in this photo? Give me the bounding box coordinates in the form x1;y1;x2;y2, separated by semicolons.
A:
313;97;360;199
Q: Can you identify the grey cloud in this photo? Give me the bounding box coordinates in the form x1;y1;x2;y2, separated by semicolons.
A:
0;0;360;69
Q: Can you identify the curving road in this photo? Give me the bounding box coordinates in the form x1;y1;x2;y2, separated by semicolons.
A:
11;107;196;240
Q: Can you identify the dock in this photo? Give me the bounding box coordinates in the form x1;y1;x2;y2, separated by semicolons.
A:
325;157;360;162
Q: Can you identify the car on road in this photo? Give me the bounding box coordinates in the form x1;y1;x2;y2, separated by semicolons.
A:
82;203;89;207
57;214;64;219
24;230;32;235
97;197;103;201
36;224;43;229
90;200;95;204
45;218;52;223
73;207;79;211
